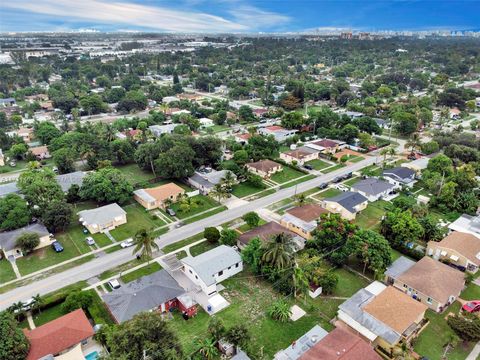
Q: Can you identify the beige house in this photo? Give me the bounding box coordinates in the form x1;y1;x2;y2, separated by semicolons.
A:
337;283;427;356
280;147;319;165
78;203;127;234
30;145;51;159
322;191;368;220
17;127;34;143
427;231;480;273
280;204;329;239
134;183;185;210
0;223;52;259
389;256;465;312
246;159;282;178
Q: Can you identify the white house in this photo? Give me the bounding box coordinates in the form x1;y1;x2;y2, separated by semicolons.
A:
181;245;242;297
149;124;179;137
382;167;416;188
351;178;396;202
258;126;297;142
199;118;214;128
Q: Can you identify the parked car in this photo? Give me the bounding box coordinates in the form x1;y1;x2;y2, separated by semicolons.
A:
51;241;64;253
120;239;134;248
85;236;95;246
9;161;16;167
317;183;328;190
332;177;342;183
462;300;480;313
166;207;176;216
345;172;353;179
304;164;313;170
22;298;35;311
108;279;121;290
82;228;89;234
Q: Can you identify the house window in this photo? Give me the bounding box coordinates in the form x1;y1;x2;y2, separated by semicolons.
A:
236;263;239;268
218;270;223;276
403;284;407;288
189;270;192;274
427;297;433;304
195;275;198;279
228;267;231;270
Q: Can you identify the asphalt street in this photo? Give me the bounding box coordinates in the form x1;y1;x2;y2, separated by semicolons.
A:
0;156;377;311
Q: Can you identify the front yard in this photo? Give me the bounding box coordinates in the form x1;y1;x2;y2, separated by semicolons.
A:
0;260;16;283
305;159;331;170
109;203;166;240
231;181;266;198
270;167;306;184
170;195;221;220
321;163;346;173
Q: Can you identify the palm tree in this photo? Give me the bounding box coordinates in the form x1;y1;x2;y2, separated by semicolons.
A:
32;293;43;315
132;228;159;263
387;146;397;160
222;171;236;192
293;265;309;301
294;193;307;206
209;183;228;202
10;301;25;321
195;337;219;360
160;103;169;115
405;133;421;155
261;233;295;270
380;147;390;168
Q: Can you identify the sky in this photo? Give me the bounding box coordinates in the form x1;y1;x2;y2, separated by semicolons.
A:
1;0;479;33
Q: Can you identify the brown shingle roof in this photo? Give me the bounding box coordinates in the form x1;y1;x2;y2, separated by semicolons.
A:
247;159;281;173
397;256;465;304
144;183;185;202
313;139;338;148
286;204;329;223
30;145;49;156
284;148;311;160
363;287;427;334
300;327;381;360
25;309;94;360
238;221;297;246
430;232;480;266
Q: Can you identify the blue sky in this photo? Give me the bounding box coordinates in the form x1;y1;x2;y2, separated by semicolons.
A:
1;0;479;33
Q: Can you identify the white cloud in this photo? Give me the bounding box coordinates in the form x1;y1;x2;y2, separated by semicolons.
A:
230;5;290;29
2;0;247;32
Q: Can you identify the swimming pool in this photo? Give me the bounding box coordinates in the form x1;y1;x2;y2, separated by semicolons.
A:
85;351;99;360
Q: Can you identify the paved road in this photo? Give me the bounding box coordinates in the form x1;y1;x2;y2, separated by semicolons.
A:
0;156;377;311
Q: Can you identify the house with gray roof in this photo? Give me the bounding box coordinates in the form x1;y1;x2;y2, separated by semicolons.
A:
384;256;416;284
382;167;416;187
55;171;86;193
181;245;242;296
77;203;127;234
351;178;396;202
188;168;236;195
0;223;51;259
322;191;368;220
149;124;178;137
102;270;187;323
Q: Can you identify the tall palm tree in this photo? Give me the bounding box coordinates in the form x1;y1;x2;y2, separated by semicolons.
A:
222;171;236;191
262;233;295;270
405;133;421;155
132;228;159;263
293;266;309;301
380;147;390;168
32;293;43;315
209;183;228;202
160;103;170;115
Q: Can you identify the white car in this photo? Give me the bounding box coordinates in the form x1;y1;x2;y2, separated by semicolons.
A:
120;239;134;248
86;236;95;246
108;279;121;290
22;298;35;311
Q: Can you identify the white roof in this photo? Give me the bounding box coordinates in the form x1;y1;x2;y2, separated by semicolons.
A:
364;281;386;296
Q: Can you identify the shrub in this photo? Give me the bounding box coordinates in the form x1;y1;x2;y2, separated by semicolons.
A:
267;300;292;322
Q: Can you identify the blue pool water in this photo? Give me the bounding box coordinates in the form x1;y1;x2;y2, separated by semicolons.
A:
85;351;99;360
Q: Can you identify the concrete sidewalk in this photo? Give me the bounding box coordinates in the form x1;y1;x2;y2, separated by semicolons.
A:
466;342;480;360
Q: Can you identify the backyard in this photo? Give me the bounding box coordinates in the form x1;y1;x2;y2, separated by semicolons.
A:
115;163;156;185
354;200;390;230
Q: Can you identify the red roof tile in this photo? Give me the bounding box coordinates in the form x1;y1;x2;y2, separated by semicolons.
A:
25;309;94;360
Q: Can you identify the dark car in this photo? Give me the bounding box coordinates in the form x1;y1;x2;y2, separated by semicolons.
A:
317;183;328;190
51;241;64;253
304;164;313;171
344;172;353;179
333;177;342;183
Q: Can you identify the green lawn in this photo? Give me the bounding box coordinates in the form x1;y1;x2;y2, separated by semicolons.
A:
270;167;305;184
121;262;162;283
0;260;16;284
349;155;365;163
231;181;266;198
460;282;480;301
312;188;342;201
33;304;64;326
98;258;148;280
162;233;204;253
182;206;227;224
168;270;338;358
170;195;221;220
305;159;332;170
115;163;156;185
355;200;390;230
332;268;370;297
279;174;316;189
56;224;111;254
109;203;166;241
189;241;217;257
321;163;346;173
414;302;474;360
343;177;360;186
16;237;82;276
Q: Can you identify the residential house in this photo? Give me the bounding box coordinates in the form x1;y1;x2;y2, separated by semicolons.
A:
322;191;368;220
237;221;305;250
0;223;52;259
298;327;382;360
374;118;389;129
55;171;87;193
337;282;427;355
102;269;196;323
258;126;297;142
181;245;242;297
24;309;94;360
427;232;480;273
0;98;16;107
30;145;51;159
188;168;236;195
162;96;180;104
388;256;465;312
134;183;185;210
280;146;320;165
246;159;282;178
78;203;127;234
235;133;252;145
448;213;480;238
274;325;328;360
351;178;396;202
450;107;461;119
17;127;34;143
199;117;214;128
401;158;429;174
307;139;344;154
116;129;142;140
149;124;179;137
280;204;329;240
382;167;416;187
